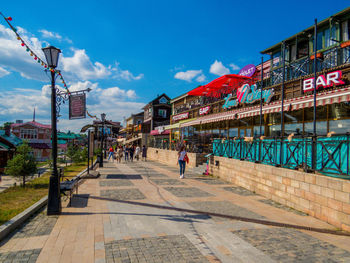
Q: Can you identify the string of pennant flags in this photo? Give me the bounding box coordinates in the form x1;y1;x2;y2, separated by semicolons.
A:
0;12;70;94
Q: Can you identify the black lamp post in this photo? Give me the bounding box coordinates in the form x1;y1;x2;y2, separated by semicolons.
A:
100;113;106;167
42;46;62;215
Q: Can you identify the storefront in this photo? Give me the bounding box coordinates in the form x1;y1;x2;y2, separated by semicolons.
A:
169;65;350;155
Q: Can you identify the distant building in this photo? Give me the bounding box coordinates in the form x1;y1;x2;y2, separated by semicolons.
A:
57;131;84;152
142;93;171;147
0;125;22;173
11;121;51;161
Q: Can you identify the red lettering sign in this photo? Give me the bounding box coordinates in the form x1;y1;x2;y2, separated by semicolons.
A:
303;70;344;92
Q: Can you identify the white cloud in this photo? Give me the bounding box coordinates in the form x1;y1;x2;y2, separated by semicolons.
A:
209;60;230;76
112;63;144;81
229;63;240;71
39;29;62;40
196;74;206;82
60;49;111;80
98;87;137;100
0;24;48;81
61;50;143;81
0;84;145;133
174;70;205;82
0;66;10;77
39;29;72;44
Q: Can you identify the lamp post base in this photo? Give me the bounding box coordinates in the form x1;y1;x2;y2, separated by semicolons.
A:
98;154;103;167
47;174;61;215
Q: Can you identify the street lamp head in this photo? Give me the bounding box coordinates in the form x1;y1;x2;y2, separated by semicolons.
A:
101;113;106;122
42;46;61;68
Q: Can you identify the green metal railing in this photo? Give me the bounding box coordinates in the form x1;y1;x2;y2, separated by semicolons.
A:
213;134;350;179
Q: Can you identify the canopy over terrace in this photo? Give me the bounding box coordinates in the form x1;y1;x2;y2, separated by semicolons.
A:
188;74;253;98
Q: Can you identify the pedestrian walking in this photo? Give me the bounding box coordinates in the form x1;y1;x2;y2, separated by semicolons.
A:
142;145;147;161
107;146;114;161
124;145;129;162
116;146;123;163
129;145;135;162
135;145;140;161
178;145;188;179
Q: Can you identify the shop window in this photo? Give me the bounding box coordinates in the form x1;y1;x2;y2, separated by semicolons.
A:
212;129;220;139
284;109;303;135
329;102;350;120
158;109;167;118
269;125;282;137
329;119;350;134
304;121;327;136
297;40;309;59
341;20;349;41
253;126;264;137
290;44;297;61
229;128;238;138
221;129;228;139
272;51;281;67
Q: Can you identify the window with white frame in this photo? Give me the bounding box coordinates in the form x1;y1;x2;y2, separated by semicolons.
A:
20;129;37;139
158;109;167;118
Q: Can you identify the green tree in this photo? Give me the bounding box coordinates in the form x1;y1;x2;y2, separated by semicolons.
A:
5;142;37;187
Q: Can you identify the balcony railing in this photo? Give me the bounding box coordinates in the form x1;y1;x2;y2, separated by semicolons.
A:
268;45;350;86
212;134;350;179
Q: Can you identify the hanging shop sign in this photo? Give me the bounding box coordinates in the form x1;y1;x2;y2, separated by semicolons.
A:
69;94;86;119
199;106;210;115
238;64;256;77
222;84;274;109
303;70;345;92
173;112;189;121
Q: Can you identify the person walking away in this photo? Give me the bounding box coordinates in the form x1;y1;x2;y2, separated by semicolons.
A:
142;145;147;161
116;146;122;163
107;146;114;162
124;145;129;162
178;146;188;179
129;145;135;162
135;145;140;161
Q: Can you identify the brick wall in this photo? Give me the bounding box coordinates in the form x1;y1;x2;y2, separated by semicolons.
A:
147;148;199;168
210;156;350;232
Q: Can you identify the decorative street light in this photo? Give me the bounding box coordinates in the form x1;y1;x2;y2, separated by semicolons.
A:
100;113;106;167
42;46;62;215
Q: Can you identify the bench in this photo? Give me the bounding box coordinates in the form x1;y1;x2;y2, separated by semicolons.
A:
60;178;80;206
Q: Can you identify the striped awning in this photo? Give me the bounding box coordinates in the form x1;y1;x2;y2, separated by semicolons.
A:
181;86;350;126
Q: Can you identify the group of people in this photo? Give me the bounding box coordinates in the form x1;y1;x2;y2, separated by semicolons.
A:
107;145;147;163
107;143;189;180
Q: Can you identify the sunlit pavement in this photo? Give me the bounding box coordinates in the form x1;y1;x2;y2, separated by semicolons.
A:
1;160;350;263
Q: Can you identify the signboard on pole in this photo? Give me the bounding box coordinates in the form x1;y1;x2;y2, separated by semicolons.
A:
69;94;86;119
89;131;94;157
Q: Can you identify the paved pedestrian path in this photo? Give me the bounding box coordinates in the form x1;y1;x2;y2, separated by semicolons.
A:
1;160;350;262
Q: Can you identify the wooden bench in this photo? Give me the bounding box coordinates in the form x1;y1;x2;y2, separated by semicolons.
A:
60;178;79;206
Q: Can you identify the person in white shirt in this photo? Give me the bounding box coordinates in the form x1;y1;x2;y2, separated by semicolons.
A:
178;146;187;179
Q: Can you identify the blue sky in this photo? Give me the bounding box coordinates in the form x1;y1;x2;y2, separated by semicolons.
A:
0;1;349;132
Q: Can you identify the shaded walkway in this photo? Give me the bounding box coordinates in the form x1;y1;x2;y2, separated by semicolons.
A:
1;160;350;263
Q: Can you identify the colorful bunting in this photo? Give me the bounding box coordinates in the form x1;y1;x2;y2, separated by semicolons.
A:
0;11;70;94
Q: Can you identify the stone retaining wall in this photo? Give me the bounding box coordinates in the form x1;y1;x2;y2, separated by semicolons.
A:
210;156;350;231
147;148;199;168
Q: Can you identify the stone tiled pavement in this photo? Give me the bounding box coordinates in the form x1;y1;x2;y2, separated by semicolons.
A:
1;160;350;262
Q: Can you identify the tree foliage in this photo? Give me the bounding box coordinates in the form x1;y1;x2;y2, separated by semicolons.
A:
5;142;37;187
66;144;88;163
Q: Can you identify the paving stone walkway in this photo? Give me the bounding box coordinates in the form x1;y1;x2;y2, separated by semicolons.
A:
1;160;350;263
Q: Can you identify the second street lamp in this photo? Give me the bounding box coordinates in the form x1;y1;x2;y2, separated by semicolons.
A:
42;45;62;215
100;113;106;167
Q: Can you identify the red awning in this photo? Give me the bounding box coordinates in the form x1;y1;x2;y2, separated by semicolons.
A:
182;87;350;126
188;74;252;98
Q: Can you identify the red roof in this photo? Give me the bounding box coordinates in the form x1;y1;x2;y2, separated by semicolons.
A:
11;121;51;129
188;74;253;98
